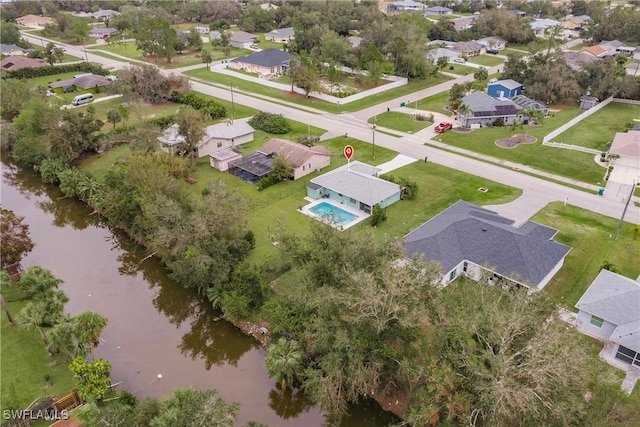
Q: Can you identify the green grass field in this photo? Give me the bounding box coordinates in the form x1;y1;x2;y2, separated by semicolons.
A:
258;33;285;50
367;111;431;133
466;54;504;67
186;68;452;113
88;41;251;69
436;106;608;184
554;102;640;150
531;202;640;308
0;286;76;415
415;92;453;114
442;64;477;75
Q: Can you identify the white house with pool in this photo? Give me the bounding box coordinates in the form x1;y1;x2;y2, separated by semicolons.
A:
303;161;401;229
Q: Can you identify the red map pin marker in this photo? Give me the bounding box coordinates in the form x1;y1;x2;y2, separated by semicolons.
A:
344;145;354;160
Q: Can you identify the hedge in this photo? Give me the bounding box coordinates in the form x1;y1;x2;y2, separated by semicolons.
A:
247;112;291;134
1;62;108;80
176;93;227;120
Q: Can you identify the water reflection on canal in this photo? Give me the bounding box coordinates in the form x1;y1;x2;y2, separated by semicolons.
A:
1;160;398;427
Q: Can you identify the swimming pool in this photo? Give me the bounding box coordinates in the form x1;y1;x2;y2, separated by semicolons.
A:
308;202;358;226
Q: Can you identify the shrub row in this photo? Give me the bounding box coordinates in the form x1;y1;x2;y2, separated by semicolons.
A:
380;173;418;200
248;112;291;134
176;93;227;120
2;62;108;80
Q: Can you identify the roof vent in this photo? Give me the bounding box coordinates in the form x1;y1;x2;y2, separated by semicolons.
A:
482;228;487;231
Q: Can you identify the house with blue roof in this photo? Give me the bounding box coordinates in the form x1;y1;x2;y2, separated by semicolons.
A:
405;201;571;289
487;79;523;99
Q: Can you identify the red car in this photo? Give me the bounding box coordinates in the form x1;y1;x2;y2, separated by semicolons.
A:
434;122;453;133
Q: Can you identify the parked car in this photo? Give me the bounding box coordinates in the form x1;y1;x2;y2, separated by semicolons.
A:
434;122;453;133
486;48;499;54
451;57;466;64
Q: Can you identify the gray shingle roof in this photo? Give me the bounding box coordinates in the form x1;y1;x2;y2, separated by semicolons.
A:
258;138;329;168
576;269;640;352
231;49;295;68
230;31;258;43
266;27;295;38
462;91;522;116
205;121;254;140
405;201;571;288
310;161;400;206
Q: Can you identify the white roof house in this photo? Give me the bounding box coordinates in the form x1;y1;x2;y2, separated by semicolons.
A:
576;269;640;372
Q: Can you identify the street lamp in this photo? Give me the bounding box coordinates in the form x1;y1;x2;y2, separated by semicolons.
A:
372;115;376;160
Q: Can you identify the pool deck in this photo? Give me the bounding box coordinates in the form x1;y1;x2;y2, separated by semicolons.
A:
299;198;370;230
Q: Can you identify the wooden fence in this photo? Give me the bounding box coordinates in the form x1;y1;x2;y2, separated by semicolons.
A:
0;390;82;427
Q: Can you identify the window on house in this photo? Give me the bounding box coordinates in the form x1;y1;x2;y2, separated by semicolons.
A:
217;141;222;148
449;270;456;281
349;198;356;203
302;165;305;171
590;315;604;327
463;262;468;272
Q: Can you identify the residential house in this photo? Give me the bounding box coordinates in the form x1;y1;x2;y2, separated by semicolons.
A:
0;44;24;56
347;36;363;48
424;6;453;16
608;130;640;178
451;41;485;57
230;49;295;78
457;91;523;128
307;161;401;214
562;14;591;30
89;9;120;20
265;27;295;43
634;47;640;60
48;74;111;93
476;36;507;50
89;28;117;38
451;15;478;32
229;31;258;49
575;269;640;370
427;47;461;64
159;121;255;159
509;10;527;18
581;45;609;58
405;201;572;289
210;30;222;42
563;51;600;71
387;0;425;14
0;56;47;71
487;79;523;99
530;18;562;36
15;14;55;28
257;139;330;180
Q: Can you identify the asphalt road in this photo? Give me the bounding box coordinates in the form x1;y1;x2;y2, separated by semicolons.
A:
23;33;640;226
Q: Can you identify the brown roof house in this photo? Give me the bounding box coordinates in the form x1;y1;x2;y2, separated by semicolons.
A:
258;139;330;180
0;56;47;71
451;41;485;57
16;14;55;28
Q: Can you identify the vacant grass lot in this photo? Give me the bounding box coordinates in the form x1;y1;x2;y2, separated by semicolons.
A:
442;64;477;75
367;111;431;133
554;102;640;150
88;41;251;68
258;34;285;50
436;106;607;184
466;54;504;67
531;202;640;308
186;68;452;113
415;92;452;114
0;286;75;416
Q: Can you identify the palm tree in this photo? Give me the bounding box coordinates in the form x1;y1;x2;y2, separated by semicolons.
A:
456;103;470;128
0;270;15;325
106;108;121;129
19;266;62;299
47;321;81;360
265;338;305;390
117;105;130;127
74;311;108;359
18;301;50;346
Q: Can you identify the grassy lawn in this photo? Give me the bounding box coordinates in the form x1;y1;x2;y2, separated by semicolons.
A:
436;106;607;184
567;43;585;51
367;111;431;133
186;68;452;113
415;92;452;115
466;54;505;67
502;49;528;57
554;102;640;150
0;286;76;415
530;202;640;308
79;144;132;179
88;41;251;68
258;34;285;50
441;64;477;75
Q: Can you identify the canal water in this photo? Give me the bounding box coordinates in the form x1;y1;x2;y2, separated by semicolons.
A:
1;159;398;427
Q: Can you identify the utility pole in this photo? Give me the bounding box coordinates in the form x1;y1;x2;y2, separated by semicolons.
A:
229;80;235;124
613;180;636;241
372;115;376;160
